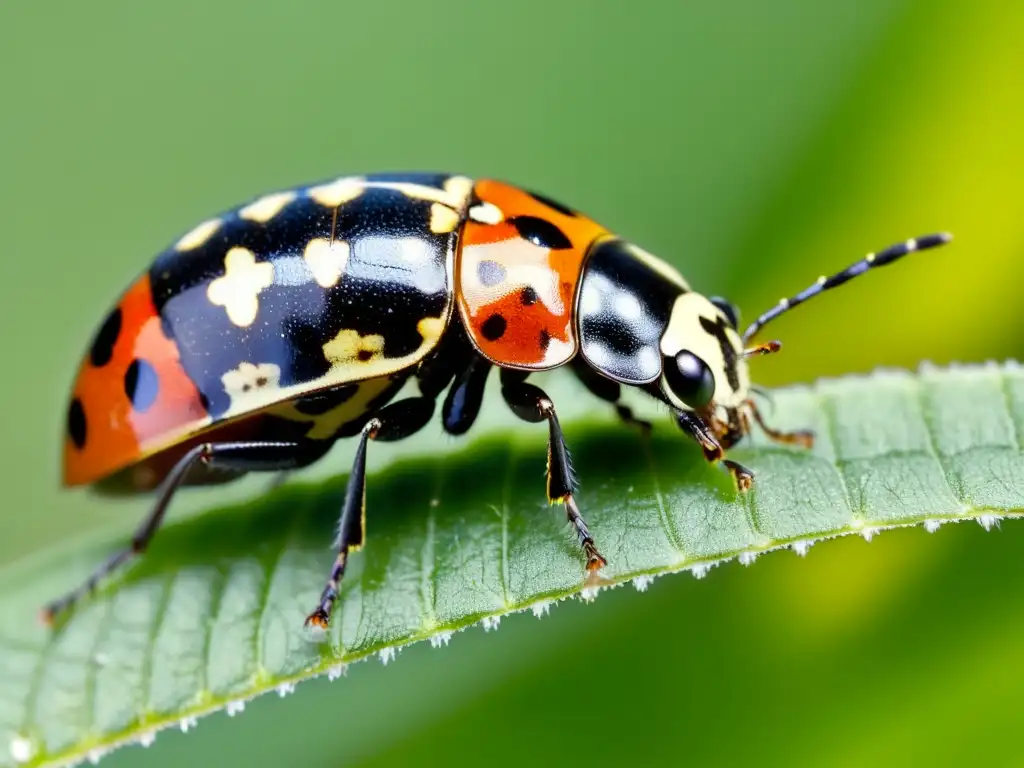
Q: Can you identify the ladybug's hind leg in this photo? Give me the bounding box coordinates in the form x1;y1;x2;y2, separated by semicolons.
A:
43;440;329;626
499;369;607;574
304;396;435;629
570;357;652;434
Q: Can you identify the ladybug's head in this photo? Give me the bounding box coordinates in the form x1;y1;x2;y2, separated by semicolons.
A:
657;291;750;434
660;231;952;446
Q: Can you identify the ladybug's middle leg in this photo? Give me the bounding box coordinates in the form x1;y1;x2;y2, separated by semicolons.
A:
304;396;435;629
499;369;607;573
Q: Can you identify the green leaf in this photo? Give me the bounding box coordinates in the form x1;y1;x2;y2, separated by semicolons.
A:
3;361;1024;768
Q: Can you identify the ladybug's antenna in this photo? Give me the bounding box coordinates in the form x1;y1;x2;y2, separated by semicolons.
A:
742;232;952;343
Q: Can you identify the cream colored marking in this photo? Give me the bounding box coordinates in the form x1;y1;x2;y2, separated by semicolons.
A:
271;376;396;440
430;205;461;234
322;329;386;367
817;276;826;285
308;177;365;208
303;237;351;288
210;313;448;425
222;362;282;408
623;242;690;290
417;316;445;344
660;292;749;410
905;238;917;252
371;176;473;210
239;190;298;223
207;247;274;327
175;218;222;251
865;253;876;263
460;239;564;315
469;201;503;224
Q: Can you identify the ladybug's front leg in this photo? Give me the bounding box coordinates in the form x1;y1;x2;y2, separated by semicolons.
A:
675;411;755;492
499;369;607;573
746;398;815;450
304;396;435;629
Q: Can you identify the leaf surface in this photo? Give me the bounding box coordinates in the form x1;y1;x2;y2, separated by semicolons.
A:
2;362;1023;767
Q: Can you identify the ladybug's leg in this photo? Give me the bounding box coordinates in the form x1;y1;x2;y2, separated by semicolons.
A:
570;357;652;433
675;411;755;492
746;398;815;449
42;440;324;624
304;396;435;629
441;355;492;435
499;369;607;573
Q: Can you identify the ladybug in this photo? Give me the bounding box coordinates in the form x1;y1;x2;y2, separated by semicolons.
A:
48;172;951;628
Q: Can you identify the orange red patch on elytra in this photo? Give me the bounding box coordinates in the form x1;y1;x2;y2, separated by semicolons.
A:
63;276;207;487
457;180;608;369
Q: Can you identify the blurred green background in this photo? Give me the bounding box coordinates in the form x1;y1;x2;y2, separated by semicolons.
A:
2;0;1023;765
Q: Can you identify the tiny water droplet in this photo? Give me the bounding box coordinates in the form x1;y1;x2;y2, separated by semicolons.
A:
9;735;35;764
226;700;246;717
327;664;347;681
632;575;654;592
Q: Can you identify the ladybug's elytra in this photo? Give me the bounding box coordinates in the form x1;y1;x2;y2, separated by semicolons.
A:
50;172;951;628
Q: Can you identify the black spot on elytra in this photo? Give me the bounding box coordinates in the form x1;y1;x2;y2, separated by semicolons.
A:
527;190;577;217
89;308;122;367
124;358;159;412
520;286;538;306
510;216;572;250
293;384;359;415
481;314;507;341
357;349;374;362
68;398;87;449
477;260;506;286
538;328;551;352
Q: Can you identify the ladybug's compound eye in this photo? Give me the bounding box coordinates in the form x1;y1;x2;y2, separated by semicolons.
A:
709;296;739;329
664;350;715;410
